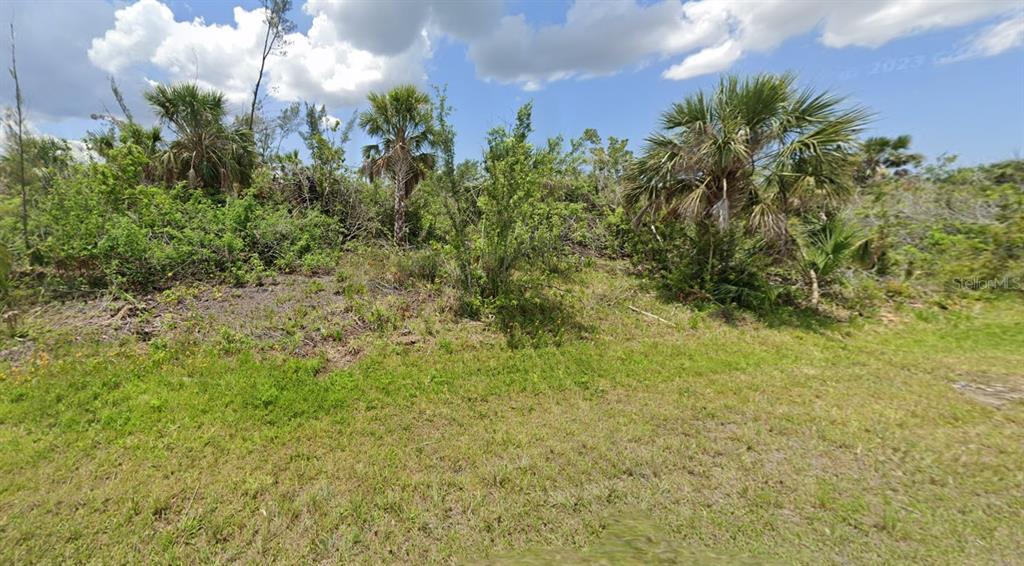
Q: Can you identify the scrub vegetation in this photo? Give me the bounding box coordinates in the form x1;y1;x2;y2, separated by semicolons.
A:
1;39;1022;562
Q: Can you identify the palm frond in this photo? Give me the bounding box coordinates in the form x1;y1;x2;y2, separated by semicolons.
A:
626;72;869;265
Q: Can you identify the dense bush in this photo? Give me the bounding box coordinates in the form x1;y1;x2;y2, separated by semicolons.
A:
428;99;572;313
0;241;11;306
34;144;342;289
474;103;570;299
547;130;633;257
250;105;394;241
854;159;1024;295
623;220;780;308
623;74;868;309
253;157;391;241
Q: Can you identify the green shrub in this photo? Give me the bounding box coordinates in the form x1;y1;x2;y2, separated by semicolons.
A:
33;144;344;290
854;159;1024;297
299;249;341;274
474;103;570;300
392;246;443;286
0;240;11;306
839;274;886;315
431;98;572;325
352;298;401;333
623;219;777;310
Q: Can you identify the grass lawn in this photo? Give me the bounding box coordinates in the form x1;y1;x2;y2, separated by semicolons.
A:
1;275;1022;563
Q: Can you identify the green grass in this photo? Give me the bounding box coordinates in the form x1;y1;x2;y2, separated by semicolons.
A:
1;288;1023;563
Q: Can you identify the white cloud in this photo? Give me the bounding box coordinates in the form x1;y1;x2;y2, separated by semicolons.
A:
0;116;98;163
88;0;177;74
819;1;1015;48
66;139;100;163
663;40;741;80
430;0;503;40
90;1;266;106
303;0;501;54
88;0;435;109
86;0;506;109
70;0;1024;111
469;1;697;85
465;0;1019;89
303;0;431;56
0;0;135;121
270;15;431;106
939;12;1024;63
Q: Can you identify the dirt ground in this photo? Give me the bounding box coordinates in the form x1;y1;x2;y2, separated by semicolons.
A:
1;272;445;370
953;375;1024;407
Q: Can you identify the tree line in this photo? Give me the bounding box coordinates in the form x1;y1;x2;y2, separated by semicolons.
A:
1;6;1020;324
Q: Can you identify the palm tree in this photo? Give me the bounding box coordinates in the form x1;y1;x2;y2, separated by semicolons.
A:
145;83;255;194
625;73;869;241
359;85;436;243
794;215;866;307
857;135;924;182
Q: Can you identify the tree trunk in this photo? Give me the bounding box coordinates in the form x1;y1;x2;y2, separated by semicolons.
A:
809;268;820;308
248;23;273;132
394;181;407;243
10;24;28;250
393;158;412;244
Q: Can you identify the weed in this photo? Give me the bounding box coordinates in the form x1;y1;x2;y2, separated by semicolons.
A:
215;327;256;354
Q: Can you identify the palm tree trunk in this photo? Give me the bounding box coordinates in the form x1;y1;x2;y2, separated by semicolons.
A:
393;158;412;243
809;268;820;308
705;228;715;289
394;181;407;243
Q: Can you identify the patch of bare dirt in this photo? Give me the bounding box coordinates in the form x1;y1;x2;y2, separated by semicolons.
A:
953;376;1024;407
0;340;35;365
4;273;440;370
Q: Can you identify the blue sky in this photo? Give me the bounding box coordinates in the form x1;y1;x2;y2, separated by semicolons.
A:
429;20;1024;165
2;0;1022;166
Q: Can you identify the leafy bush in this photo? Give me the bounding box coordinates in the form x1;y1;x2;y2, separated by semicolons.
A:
474;104;569;299
0;240;11;306
430;96;572;319
252;106;393;241
392;246;443;286
32;144;343;290
854;159;1024;296
627;221;777;309
794;215;867;306
544;129;633;257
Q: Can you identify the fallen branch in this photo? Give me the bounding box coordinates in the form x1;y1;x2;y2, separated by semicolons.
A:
628;305;675;327
180;483;200;526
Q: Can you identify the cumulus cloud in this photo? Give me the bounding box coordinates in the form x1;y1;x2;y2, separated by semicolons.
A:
303;0;431;56
92;1;275;107
469;1;698;86
87;0;176;74
304;0;501;54
270;15;431;106
88;0;431;108
14;0;1017;121
86;0;505;108
430;0;504;40
663;40;742;80
0;1;142;121
939;12;1024;63
0;114;98;162
466;0;1019;88
819;1;1016;48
